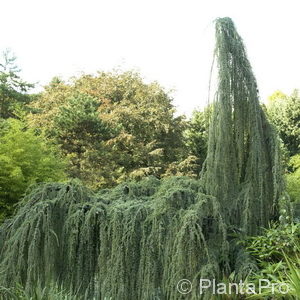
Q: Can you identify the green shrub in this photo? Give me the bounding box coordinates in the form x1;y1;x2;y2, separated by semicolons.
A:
0;119;66;219
246;223;300;262
286;154;300;203
245;224;300;299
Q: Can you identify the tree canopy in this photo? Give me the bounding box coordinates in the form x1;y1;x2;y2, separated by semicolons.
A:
266;90;300;156
0;50;34;119
184;106;211;174
27;71;190;188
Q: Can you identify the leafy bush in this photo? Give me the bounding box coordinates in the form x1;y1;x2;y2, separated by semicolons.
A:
245;223;300;299
244;245;300;299
246;223;300;262
286;154;300;202
0;119;66;218
184;106;211;173
267;90;300;156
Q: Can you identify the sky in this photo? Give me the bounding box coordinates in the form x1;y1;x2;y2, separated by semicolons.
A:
1;0;300;116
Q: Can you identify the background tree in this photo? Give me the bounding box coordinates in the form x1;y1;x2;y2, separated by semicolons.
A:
266;90;300;156
52;93;115;187
28;71;191;188
286;154;300;203
266;90;300;210
0;49;34;119
184;105;211;174
0;119;66;219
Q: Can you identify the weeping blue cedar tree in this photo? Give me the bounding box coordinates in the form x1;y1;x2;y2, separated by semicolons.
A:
201;17;287;235
0;17;289;299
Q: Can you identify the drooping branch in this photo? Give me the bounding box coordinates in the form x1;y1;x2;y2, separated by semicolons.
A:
201;17;285;235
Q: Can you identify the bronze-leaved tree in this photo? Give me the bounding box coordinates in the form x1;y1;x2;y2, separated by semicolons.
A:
27;72;189;189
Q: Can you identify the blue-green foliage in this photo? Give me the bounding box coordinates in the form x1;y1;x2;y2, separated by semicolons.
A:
0;18;288;300
0;178;229;299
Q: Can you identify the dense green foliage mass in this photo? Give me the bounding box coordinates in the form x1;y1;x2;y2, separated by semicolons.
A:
245;222;300;298
286;154;300;205
184;106;211;174
0;17;290;300
266;91;300;208
51;93;114;186
247;222;299;263
0;119;66;219
27;72;192;188
267;90;300;156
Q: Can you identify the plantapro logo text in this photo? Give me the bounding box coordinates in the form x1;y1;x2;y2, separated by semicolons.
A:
177;278;289;295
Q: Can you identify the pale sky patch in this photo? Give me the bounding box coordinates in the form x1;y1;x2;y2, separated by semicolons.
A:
1;0;299;116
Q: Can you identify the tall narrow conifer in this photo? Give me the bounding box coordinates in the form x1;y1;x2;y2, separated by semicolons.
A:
0;17;288;300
